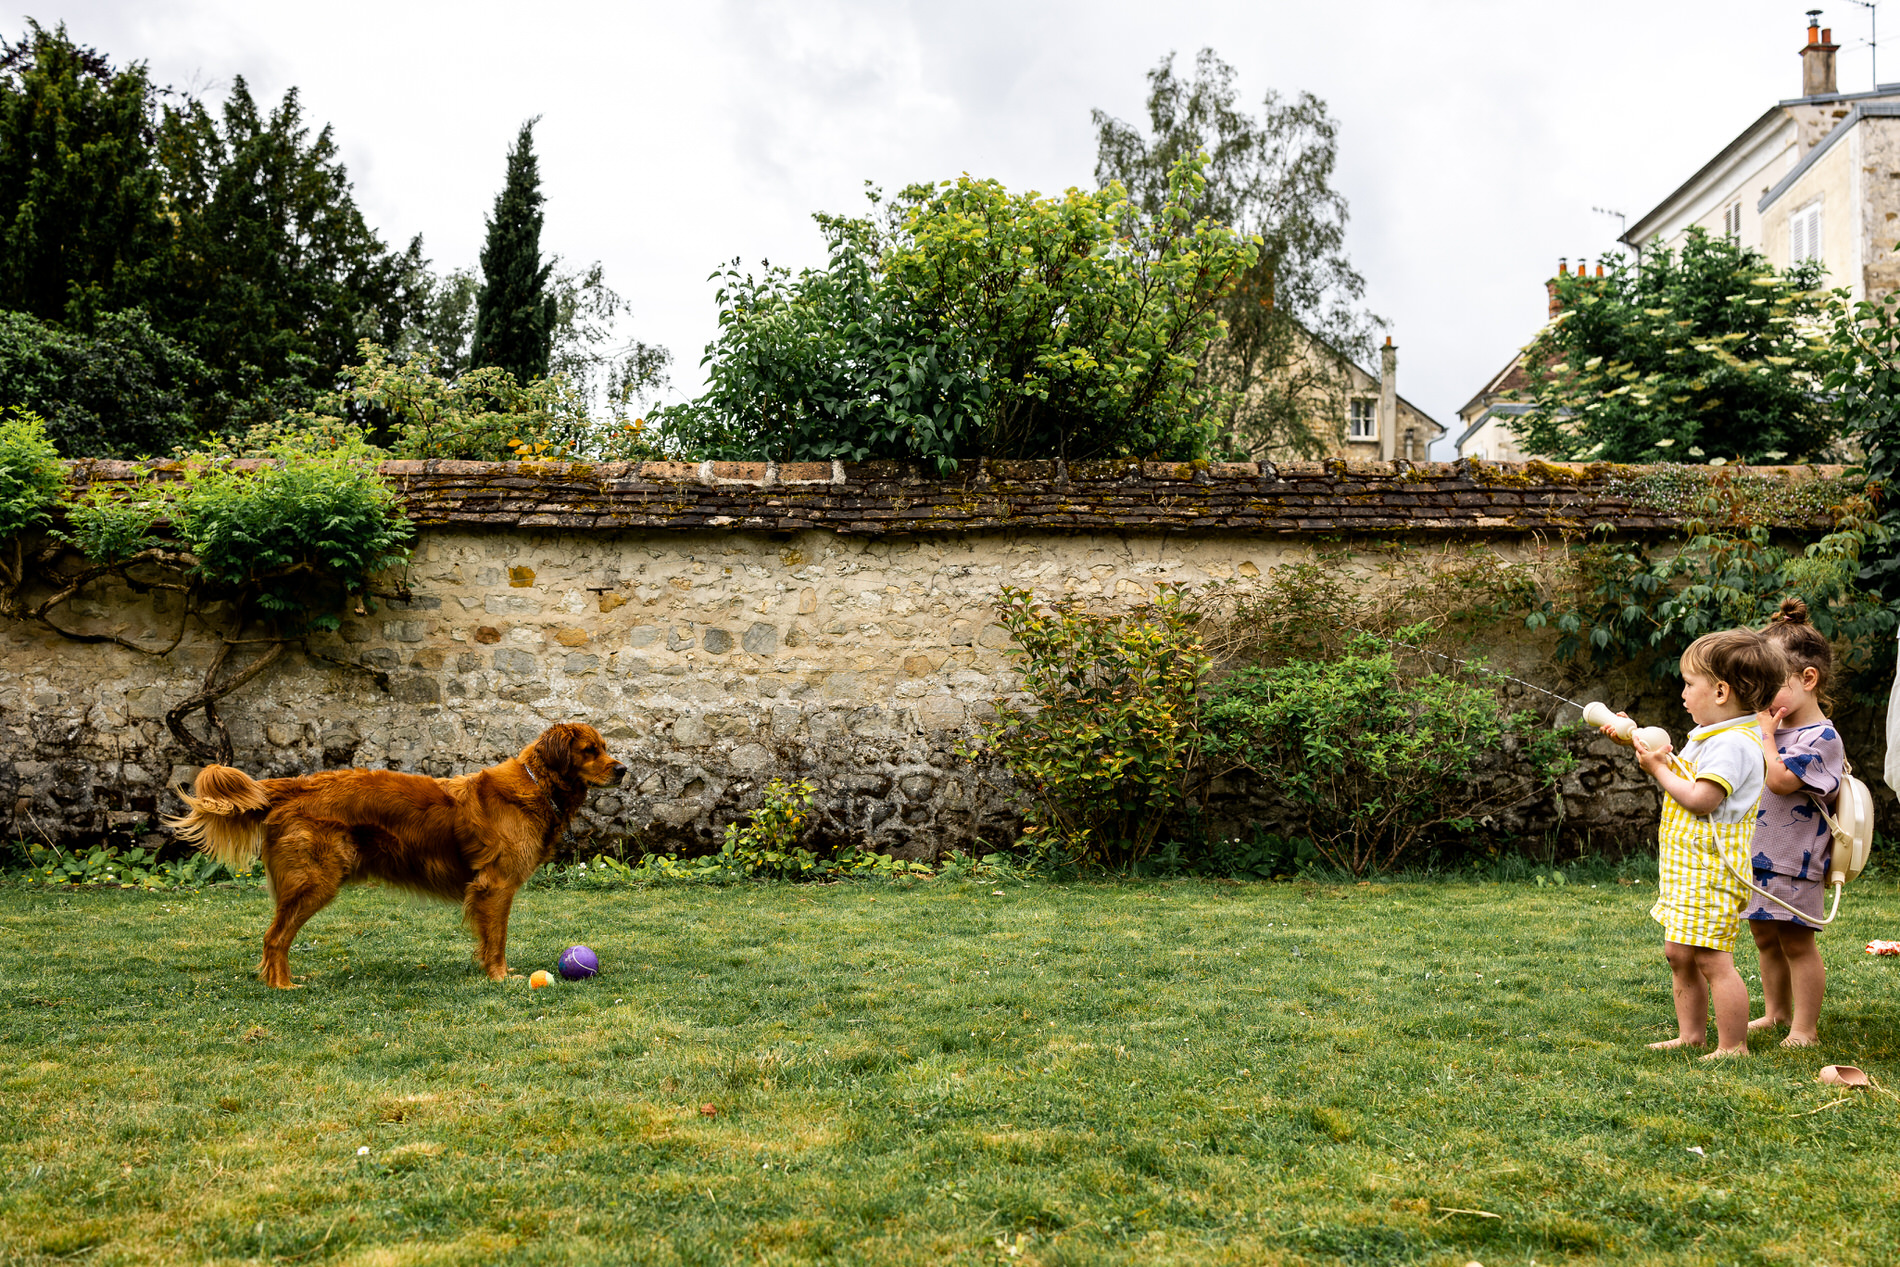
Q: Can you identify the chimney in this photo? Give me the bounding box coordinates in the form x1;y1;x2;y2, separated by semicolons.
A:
1378;336;1399;461
1547;260;1566;319
1803;11;1839;96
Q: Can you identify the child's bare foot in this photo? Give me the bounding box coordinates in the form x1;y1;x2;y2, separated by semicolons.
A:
1747;1015;1787;1033
1648;1036;1706;1051
1699;1046;1749;1061
1780;1033;1820;1049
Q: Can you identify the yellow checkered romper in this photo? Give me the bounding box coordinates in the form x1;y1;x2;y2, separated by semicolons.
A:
1650;719;1763;951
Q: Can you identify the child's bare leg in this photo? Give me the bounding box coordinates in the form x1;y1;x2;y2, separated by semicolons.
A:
1697;947;1750;1058
1778;925;1825;1047
1651;941;1708;1049
1749;920;1792;1031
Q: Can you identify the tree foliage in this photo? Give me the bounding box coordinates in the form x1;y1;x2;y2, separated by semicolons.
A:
469;119;556;385
150;77;427;428
0;20;166;326
664;157;1256;468
1512;230;1834;464
1093;49;1379;459
0;308;212;456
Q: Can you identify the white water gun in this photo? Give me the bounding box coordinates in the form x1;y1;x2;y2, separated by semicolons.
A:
1580;701;1672;754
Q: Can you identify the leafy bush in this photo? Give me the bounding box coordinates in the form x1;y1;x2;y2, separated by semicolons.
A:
1513;229;1834;463
628;779;933;882
962;585;1208;870
174;424;414;632
317;340;657;462
1827;284;1900;601
1201;629;1575;876
0;408;63;544
1521;476;1892;694
662;154;1257;468
658;220;987;473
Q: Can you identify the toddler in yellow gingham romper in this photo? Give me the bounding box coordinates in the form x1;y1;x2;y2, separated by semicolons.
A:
1651;719;1764;952
1613;625;1786;1056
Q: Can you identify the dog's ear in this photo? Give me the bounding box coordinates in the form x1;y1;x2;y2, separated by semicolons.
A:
536;725;578;778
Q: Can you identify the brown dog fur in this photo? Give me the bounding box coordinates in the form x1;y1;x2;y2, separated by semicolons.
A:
166;723;626;988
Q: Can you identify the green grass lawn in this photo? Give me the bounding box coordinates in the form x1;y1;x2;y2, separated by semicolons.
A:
5;875;1900;1266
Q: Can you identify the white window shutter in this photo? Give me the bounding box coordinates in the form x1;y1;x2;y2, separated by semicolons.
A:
1810;205;1823;264
1791;210;1807;263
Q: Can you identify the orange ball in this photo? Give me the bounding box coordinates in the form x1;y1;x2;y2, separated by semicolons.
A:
529;970;553;989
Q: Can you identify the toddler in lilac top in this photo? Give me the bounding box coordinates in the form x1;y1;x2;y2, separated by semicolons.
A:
1748;598;1843;1048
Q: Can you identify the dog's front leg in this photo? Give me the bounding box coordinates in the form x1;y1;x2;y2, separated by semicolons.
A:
463;874;520;980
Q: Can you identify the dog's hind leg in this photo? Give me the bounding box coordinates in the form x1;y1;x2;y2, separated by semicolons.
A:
258;819;353;989
463;872;521;981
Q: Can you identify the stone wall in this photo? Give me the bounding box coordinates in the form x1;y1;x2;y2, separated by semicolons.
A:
0;457;1878;861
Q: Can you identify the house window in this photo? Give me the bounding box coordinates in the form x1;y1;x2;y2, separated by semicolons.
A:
1349;398;1377;440
1723;202;1741;239
1790;200;1823;264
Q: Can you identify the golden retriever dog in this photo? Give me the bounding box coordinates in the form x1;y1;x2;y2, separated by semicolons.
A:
166;723;626;988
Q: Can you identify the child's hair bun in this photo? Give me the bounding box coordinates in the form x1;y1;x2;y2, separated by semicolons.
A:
1772;597;1811;626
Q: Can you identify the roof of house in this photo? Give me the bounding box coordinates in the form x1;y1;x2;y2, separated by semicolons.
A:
1623;85;1900;245
1760;100;1900;211
1456;350;1530;422
1454;402;1533;455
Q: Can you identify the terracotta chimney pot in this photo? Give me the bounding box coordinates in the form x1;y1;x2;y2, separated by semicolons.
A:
1802;15;1840;96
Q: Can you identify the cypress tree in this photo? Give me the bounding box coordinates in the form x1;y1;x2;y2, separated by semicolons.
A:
469;119;555;383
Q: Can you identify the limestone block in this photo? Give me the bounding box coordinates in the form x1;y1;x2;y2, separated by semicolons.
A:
741;622;778;655
821;672;861;702
730;743;772;772
977;623;1013;650
493;648;539;676
672;716;711;747
627;625;661;648
563;653;601;674
702;628;733;655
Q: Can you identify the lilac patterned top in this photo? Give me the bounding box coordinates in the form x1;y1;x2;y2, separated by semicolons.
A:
1751;721;1845;881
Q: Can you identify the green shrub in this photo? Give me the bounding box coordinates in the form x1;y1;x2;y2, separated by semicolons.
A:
173;423;413;632
963;585;1208;870
0;408;63;543
1201;628;1575;876
1522;477;1892;696
626;779;933;882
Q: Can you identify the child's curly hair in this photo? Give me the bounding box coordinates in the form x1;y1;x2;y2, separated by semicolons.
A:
1679;627;1787;713
1762;596;1833;707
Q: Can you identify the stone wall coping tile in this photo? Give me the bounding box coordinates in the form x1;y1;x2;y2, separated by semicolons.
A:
55;456;1853;537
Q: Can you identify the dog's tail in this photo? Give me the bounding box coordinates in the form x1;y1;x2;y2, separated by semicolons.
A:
164;766;271;871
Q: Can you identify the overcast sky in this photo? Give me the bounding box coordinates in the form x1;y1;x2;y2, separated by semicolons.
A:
32;1;1868;456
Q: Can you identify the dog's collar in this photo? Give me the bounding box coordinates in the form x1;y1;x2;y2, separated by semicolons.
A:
521;762;559;812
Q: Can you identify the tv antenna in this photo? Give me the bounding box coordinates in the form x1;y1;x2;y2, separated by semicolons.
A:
1593;206;1632;257
1844;1;1880;89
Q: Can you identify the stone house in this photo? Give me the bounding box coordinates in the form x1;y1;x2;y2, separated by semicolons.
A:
1459;12;1891;462
1229;330;1446;463
1623;12;1900;300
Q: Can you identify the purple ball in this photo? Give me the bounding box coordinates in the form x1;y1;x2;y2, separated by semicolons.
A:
558;945;599;980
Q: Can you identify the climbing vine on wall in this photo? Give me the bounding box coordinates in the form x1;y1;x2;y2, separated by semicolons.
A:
0;414;414;763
